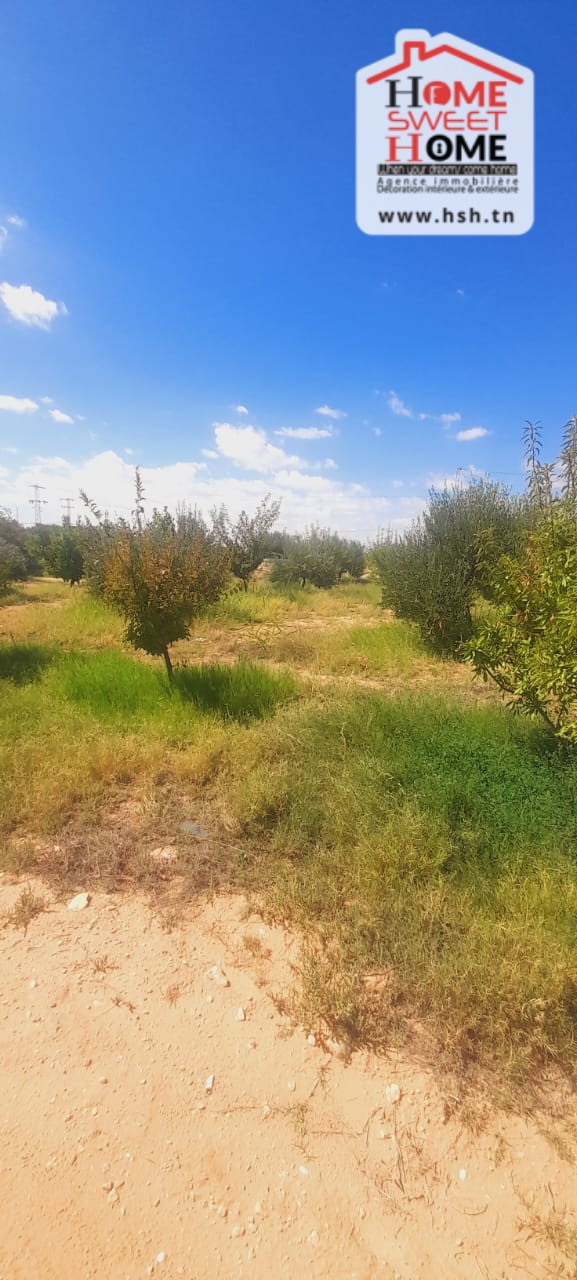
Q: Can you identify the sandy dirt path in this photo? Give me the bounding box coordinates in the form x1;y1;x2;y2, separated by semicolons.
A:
1;878;575;1280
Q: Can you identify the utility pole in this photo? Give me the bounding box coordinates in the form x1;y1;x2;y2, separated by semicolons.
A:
61;497;74;527
29;484;47;525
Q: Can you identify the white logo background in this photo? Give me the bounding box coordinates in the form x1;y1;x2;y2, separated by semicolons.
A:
356;30;534;236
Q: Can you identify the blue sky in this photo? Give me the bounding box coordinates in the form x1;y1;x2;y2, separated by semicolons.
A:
0;0;575;535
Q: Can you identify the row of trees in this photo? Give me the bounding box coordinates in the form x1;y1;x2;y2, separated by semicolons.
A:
1;483;367;680
372;417;577;741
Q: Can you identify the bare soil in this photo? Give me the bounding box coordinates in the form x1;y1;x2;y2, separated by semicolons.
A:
1;878;576;1280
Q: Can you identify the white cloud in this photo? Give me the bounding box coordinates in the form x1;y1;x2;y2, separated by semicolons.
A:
49;408;74;425
456;289;465;296
201;448;219;459
233;404;249;415
40;396;54;405
0;448;427;540
323;459;338;470
392;480;404;489
373;427;382;437
124;448;136;456
456;426;489;441
315;405;346;420
440;412;461;425
387;391;412;418
0;228;7;252
1;447;18;454
275;426;333;440
213;423;304;473
0;394;38;414
7;214;25;228
0;283;68;329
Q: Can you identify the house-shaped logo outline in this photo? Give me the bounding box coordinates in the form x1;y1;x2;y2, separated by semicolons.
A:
366;35;524;87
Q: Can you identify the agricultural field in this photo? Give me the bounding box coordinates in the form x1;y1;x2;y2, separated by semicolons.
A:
2;575;577;1089
3;576;577;1278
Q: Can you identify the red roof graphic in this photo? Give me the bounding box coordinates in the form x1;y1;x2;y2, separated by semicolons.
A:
366;40;524;86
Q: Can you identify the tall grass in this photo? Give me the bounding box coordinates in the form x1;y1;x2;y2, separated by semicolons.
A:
223;693;577;1082
0;644;298;835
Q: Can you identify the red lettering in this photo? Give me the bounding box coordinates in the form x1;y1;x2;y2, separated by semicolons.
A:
386;134;421;161
489;81;507;108
443;112;465;130
454;82;484;107
407;111;443;131
467;112;489;131
387;111;409;131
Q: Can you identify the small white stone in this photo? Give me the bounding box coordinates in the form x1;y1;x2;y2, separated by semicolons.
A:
205;1074;215;1092
207;965;230;988
99;1076;108;1084
230;1225;245;1238
67;892;90;911
156;1253;166;1264
308;1230;320;1247
261;1104;271;1119
107;1188;119;1204
29;979;37;989
299;1165;309;1178
235;1007;246;1021
385;1083;401;1105
287;1080;296;1092
306;1033;316;1046
459;1168;467;1182
359;1206;366;1219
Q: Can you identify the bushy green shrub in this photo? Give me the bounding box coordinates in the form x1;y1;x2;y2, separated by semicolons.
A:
372;480;526;654
270;527;365;589
467;420;577;739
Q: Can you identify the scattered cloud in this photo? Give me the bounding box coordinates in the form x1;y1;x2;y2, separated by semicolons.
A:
0;283;68;329
315;405;346;420
7;214;25;228
392;480;404;488
373;427;382;437
456;289;465;297
1;447;18;454
275;426;333;440
233;404;249;415
0;394;38;414
323;459;338;470
49;408;74;425
0;447;427;539
40;396;54;405
213;423;303;473
387;391;412;418
202;448;219;459
124;448;136;456
0;228;7;253
440;412;461;425
456;426;489;441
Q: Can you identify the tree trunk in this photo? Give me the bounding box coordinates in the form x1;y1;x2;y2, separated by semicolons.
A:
162;646;174;684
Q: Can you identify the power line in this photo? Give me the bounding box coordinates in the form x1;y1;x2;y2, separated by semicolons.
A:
29;484;47;525
61;497;75;526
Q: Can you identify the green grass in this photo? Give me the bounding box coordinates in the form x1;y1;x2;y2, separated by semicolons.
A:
3;578;577;1092
223;693;577;1083
0;639;300;836
259;620;426;677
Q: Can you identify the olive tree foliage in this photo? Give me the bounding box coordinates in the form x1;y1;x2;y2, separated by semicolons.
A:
80;472;230;680
371;478;527;654
270;527;366;589
210;495;281;589
466;418;577;740
0;510;38;594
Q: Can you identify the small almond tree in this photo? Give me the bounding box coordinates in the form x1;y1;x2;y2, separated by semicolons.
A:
211;495;281;590
466;418;577;739
83;475;230;681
